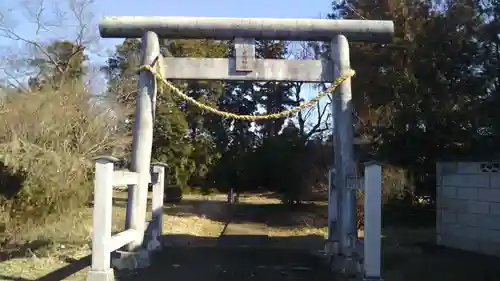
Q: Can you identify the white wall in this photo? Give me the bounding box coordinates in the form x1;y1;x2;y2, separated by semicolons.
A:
436;162;500;256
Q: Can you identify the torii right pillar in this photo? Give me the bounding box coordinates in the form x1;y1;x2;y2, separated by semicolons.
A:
330;35;384;280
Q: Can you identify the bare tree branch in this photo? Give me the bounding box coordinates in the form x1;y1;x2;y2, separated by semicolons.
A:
0;0;98;89
287;40;335;141
0;26;65;74
305;101;331;140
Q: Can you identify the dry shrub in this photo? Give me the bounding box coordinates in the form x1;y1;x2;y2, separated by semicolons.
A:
381;165;414;203
356;165;414;229
0;84;130;241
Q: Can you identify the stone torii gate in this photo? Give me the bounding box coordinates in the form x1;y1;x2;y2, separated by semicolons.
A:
89;16;393;281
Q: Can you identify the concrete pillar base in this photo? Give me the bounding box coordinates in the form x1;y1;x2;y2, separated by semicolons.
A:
87;269;114;281
111;248;151;270
363;277;384;281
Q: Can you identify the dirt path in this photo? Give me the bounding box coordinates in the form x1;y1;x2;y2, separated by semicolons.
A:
0;193;330;281
116;202;333;281
115;247;332;281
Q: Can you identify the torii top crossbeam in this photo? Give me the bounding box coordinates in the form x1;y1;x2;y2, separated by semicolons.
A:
99;16;394;42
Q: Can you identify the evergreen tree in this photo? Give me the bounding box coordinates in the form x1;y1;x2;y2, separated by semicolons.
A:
29;40;87;90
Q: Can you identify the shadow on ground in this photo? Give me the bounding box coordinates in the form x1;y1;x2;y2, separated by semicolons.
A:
116;233;500;281
113;197;329;228
0;240;53;262
112;194;435;230
257;191;328;202
382;241;500;281
115;234;331;281
2;233;500;281
0;254;90;281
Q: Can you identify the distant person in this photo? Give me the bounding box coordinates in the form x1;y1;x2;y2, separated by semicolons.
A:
228;188;241;203
227;188;234;203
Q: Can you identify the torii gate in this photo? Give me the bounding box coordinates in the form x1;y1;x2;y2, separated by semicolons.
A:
88;16;393;281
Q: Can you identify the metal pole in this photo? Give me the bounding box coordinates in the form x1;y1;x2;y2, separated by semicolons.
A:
127;31;160;251
331;34;357;272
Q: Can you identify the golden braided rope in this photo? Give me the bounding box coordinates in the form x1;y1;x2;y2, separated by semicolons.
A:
137;59;355;121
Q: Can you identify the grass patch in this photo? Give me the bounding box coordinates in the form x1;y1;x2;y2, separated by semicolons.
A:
0;192;227;280
1;192;499;281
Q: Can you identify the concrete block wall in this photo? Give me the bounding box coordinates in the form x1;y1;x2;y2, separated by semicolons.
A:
436;162;500;256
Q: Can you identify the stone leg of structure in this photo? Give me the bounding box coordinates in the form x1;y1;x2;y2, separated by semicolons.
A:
331;34;359;277
87;269;115;281
95;15;394;278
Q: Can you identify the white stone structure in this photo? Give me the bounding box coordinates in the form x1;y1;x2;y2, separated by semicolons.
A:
89;15;395;281
437;162;500;256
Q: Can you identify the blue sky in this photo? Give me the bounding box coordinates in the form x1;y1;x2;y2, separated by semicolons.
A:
0;0;336;126
94;0;333;51
92;0;334;73
1;0;334;77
